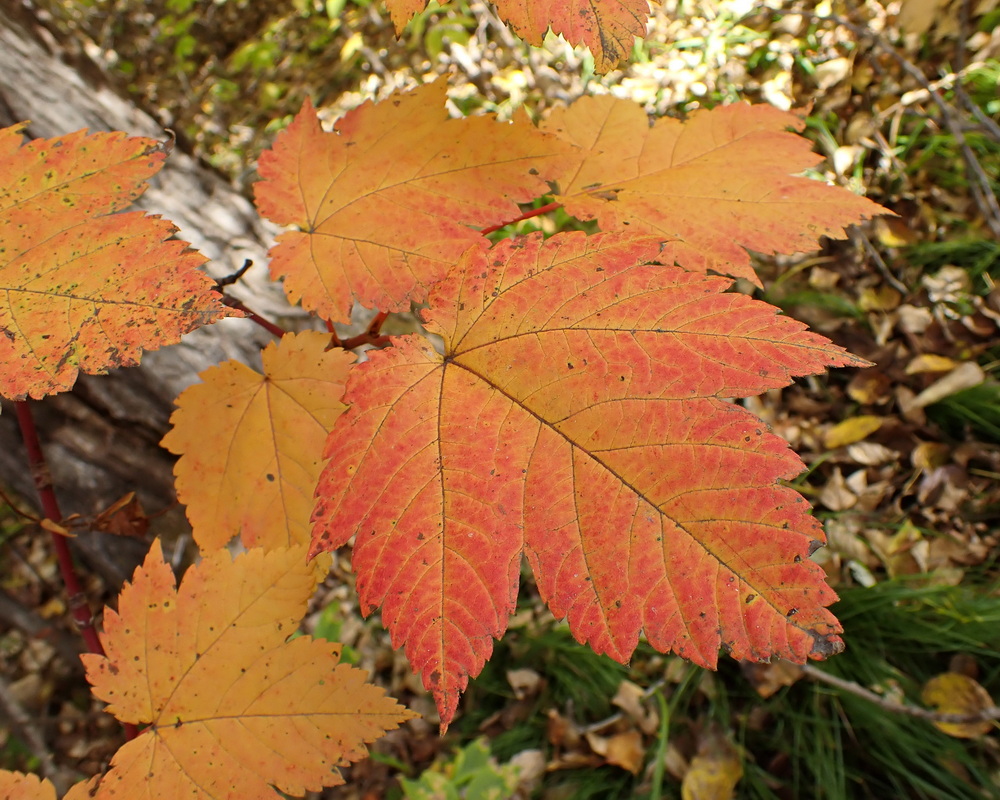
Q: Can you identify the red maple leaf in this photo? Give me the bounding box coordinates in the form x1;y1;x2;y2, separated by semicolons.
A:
311;232;865;729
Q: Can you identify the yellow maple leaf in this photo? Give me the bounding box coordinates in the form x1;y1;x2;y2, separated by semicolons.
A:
81;541;415;799
162;331;352;552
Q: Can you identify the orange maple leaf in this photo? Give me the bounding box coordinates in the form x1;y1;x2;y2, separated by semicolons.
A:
541;97;886;285
162;331;352;552
80;541;415;799
0;124;234;400
253;81;575;320
382;0;650;72
0;771;56;800
311;232;866;730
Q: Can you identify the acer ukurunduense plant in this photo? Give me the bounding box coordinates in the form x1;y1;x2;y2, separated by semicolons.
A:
0;4;897;797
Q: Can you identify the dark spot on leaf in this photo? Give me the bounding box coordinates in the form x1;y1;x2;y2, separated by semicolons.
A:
745;594;756;603
786;608;798;617
813;635;845;658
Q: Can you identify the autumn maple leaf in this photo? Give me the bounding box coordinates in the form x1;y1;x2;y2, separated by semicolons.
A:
311;231;866;730
541;97;885;286
253;81;575;320
0;124;233;400
80;542;415;799
0;771;57;800
162;331;352;553
382;0;649;72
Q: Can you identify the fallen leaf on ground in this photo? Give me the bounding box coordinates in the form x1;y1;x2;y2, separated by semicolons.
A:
921;672;995;738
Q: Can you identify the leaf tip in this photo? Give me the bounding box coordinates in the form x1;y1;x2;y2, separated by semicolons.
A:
808;631;845;660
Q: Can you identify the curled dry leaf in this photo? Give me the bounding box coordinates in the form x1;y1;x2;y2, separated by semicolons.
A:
823;415;884;449
585;729;645;774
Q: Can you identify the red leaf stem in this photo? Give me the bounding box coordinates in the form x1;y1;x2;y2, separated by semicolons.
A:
13;401;138;740
220;295;287;338
480;201;563;235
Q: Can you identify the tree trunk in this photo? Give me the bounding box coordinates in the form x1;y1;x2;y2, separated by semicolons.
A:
0;4;300;584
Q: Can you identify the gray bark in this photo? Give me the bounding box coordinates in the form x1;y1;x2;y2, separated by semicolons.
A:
0;4;303;584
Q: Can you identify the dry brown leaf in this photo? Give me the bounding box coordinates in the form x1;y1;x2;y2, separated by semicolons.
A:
612;680;659;735
911;363;986;408
586;729;645;774
819;467;857;511
912;442;952;470
859;286;901;312
740;660;804;698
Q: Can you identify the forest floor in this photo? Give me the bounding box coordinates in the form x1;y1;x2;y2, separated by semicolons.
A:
2;0;1000;798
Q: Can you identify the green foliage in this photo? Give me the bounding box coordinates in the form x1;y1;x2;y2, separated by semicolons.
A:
905;237;1000;292
310;603;361;664
457;606;631;758
737;578;1000;800
928;381;1000;444
401;739;521;800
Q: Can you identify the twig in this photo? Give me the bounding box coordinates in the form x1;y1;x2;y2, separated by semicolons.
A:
213;258;254;289
14;402;103;658
801;664;1000;725
0;484;41;523
953;0;1000;143
480;201;563;236
336;310;393;351
853;229;909;294
13;402;138;742
219;295;287;339
213;261;288;339
0;673;57;780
